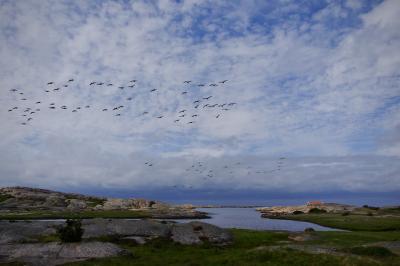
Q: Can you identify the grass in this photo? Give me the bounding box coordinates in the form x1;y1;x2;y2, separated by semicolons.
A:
344;246;396;258
0;210;150;220
266;213;400;231
0;193;14;203
61;229;400;266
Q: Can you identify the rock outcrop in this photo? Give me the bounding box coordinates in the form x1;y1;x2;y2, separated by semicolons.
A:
257;202;356;216
0;241;129;265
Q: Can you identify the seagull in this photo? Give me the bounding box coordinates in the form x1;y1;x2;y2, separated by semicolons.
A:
90;82;96;85
97;82;104;85
45;90;50;93
228;102;237;106
209;83;218;87
19;92;24;95
157;115;163;118
197;84;205;87
179;110;186;113
142;111;149;115
113;107;118;110
192;114;198;117
115;113;121;116
10;89;17;92
182;91;187;95
178;114;185;118
8;109;12;112
203;104;209;108
36;102;41;104
76;107;81;110
22;114;26;116
102;109;108;111
194;104;199;109
21;98;27;101
118;105;124;108
216;114;220;118
128;85;135;88
63;85;68;87
183;80;191;84
174;119;180;122
50;103;55;105
47;82;54;85
13;107;18;110
193;100;200;104
203;96;212;100
188;121;195;124
85;105;90;108
107;83;113;86
49;106;55;109
21;122;27;125
127;97;133;100
68;79;74;82
54;88;60;91
150;89;157;92
61;106;67;109
118;86;124;89
219;80;228;83
30;111;35;114
222;108;230;111
72;110;77;112
130;80;137;83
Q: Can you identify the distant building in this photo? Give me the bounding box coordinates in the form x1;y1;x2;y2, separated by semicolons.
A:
307;200;323;206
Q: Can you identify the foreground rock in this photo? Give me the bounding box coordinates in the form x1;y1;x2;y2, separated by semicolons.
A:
0;219;233;245
0;241;128;265
171;221;233;245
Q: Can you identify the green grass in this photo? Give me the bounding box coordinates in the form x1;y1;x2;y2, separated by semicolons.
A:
62;229;400;266
0;193;14;203
344;246;396;258
0;210;150;220
266;213;400;231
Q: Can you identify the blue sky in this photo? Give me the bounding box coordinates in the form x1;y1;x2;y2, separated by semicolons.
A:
0;0;399;204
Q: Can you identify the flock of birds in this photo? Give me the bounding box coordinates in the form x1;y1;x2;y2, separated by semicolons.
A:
7;78;237;126
7;77;287;189
144;157;287;189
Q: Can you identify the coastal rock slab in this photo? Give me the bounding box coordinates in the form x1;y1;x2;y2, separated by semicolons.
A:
82;218;171;238
171;222;233;245
0;221;62;244
0;241;129;265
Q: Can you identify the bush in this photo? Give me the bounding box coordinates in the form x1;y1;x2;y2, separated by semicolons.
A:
58;219;84;242
292;211;304;215
304;227;315;233
308;208;327;214
342;211;350;216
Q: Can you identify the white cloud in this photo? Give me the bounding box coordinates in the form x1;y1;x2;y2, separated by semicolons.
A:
0;0;399;193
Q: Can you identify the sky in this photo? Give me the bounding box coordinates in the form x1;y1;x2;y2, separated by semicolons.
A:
0;0;399;205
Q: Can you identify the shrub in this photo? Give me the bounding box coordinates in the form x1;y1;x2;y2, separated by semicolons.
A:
308;208;327;214
58;219;84;242
342;211;350;216
304;227;315;233
292;211;304;215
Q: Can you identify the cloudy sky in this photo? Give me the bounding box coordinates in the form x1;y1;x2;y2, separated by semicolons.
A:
0;0;399;204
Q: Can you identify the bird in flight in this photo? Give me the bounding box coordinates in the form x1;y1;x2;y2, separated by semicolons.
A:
10;89;17;92
47;82;54;85
150;89;157;92
102;108;108;111
219;80;228;83
157;115;163;118
183;80;191;84
182;91;187;95
127;97;132;101
179;110;186;113
90;82;96;85
107;83;113;86
115;113;121;116
174;119;179;122
197;84;205;87
209;83;218;87
192;114;198;117
216;114;220;118
68;79;74;82
142;111;148;115
118;86;124;89
130;80;137;83
203;96;212;100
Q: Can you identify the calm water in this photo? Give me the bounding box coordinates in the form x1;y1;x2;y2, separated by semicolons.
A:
176;208;340;231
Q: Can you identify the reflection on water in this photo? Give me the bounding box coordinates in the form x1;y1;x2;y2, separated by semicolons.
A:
176;208;340;231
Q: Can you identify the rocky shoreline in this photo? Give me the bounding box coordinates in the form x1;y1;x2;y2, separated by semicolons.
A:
0;219;233;265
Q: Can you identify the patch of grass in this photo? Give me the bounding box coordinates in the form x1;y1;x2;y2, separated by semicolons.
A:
63;229;396;266
344;246;396;258
266;213;400;231
0;193;14;203
0;210;151;220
